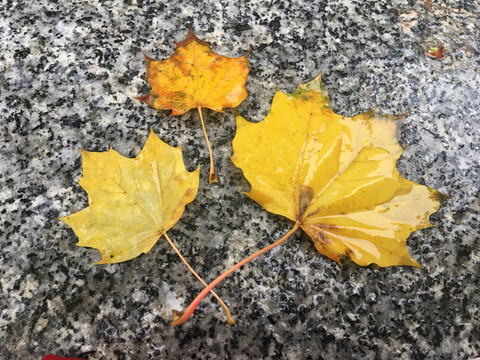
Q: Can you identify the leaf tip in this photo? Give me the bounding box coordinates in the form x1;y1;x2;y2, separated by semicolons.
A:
148;126;157;137
177;27;209;48
311;72;323;85
193;164;201;175
170;108;186;116
435;191;451;204
413;262;424;270
402;256;423;269
133;94;155;107
93;251;121;265
142;52;155;63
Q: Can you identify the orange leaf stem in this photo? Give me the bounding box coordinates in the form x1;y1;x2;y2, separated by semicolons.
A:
170;223;300;326
164;232;234;325
198;107;218;183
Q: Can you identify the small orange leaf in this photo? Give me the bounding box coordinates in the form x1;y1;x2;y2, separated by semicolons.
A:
136;28;250;183
137;28;250;115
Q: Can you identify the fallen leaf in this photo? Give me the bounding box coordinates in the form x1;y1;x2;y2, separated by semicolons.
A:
136;28;251;183
169;74;447;325
232;74;446;267
60;129;234;323
425;46;445;59
60;129;199;264
137;28;250;115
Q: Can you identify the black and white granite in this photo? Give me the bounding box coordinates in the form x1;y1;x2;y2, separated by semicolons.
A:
1;0;479;359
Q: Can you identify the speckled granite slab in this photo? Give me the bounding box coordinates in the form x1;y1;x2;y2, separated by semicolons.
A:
1;0;479;359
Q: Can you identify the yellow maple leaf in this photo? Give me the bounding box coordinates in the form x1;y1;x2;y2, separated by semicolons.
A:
169;74;447;326
231;74;445;267
60;130;199;264
136;28;250;183
60;130;234;324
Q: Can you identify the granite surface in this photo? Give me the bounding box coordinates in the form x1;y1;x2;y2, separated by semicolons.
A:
1;0;479;359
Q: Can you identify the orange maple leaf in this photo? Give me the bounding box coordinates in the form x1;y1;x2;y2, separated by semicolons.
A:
136;28;250;183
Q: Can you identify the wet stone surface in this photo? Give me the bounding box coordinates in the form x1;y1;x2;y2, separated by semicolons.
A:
1;0;479;359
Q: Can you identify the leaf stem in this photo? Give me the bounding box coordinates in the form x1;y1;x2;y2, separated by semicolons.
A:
197;107;218;183
164;232;235;325
170;223;301;326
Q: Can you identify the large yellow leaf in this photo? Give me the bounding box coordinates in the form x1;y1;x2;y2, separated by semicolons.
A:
231;74;446;267
60;130;199;264
136;28;250;115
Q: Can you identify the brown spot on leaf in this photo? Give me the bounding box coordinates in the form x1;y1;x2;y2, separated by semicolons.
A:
184;188;195;199
434;191;451;203
298;185;314;218
316;230;330;244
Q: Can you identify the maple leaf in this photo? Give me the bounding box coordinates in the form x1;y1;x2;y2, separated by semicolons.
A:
60;130;199;264
169;74;446;325
60;129;234;324
231;74;446;267
135;28;251;183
